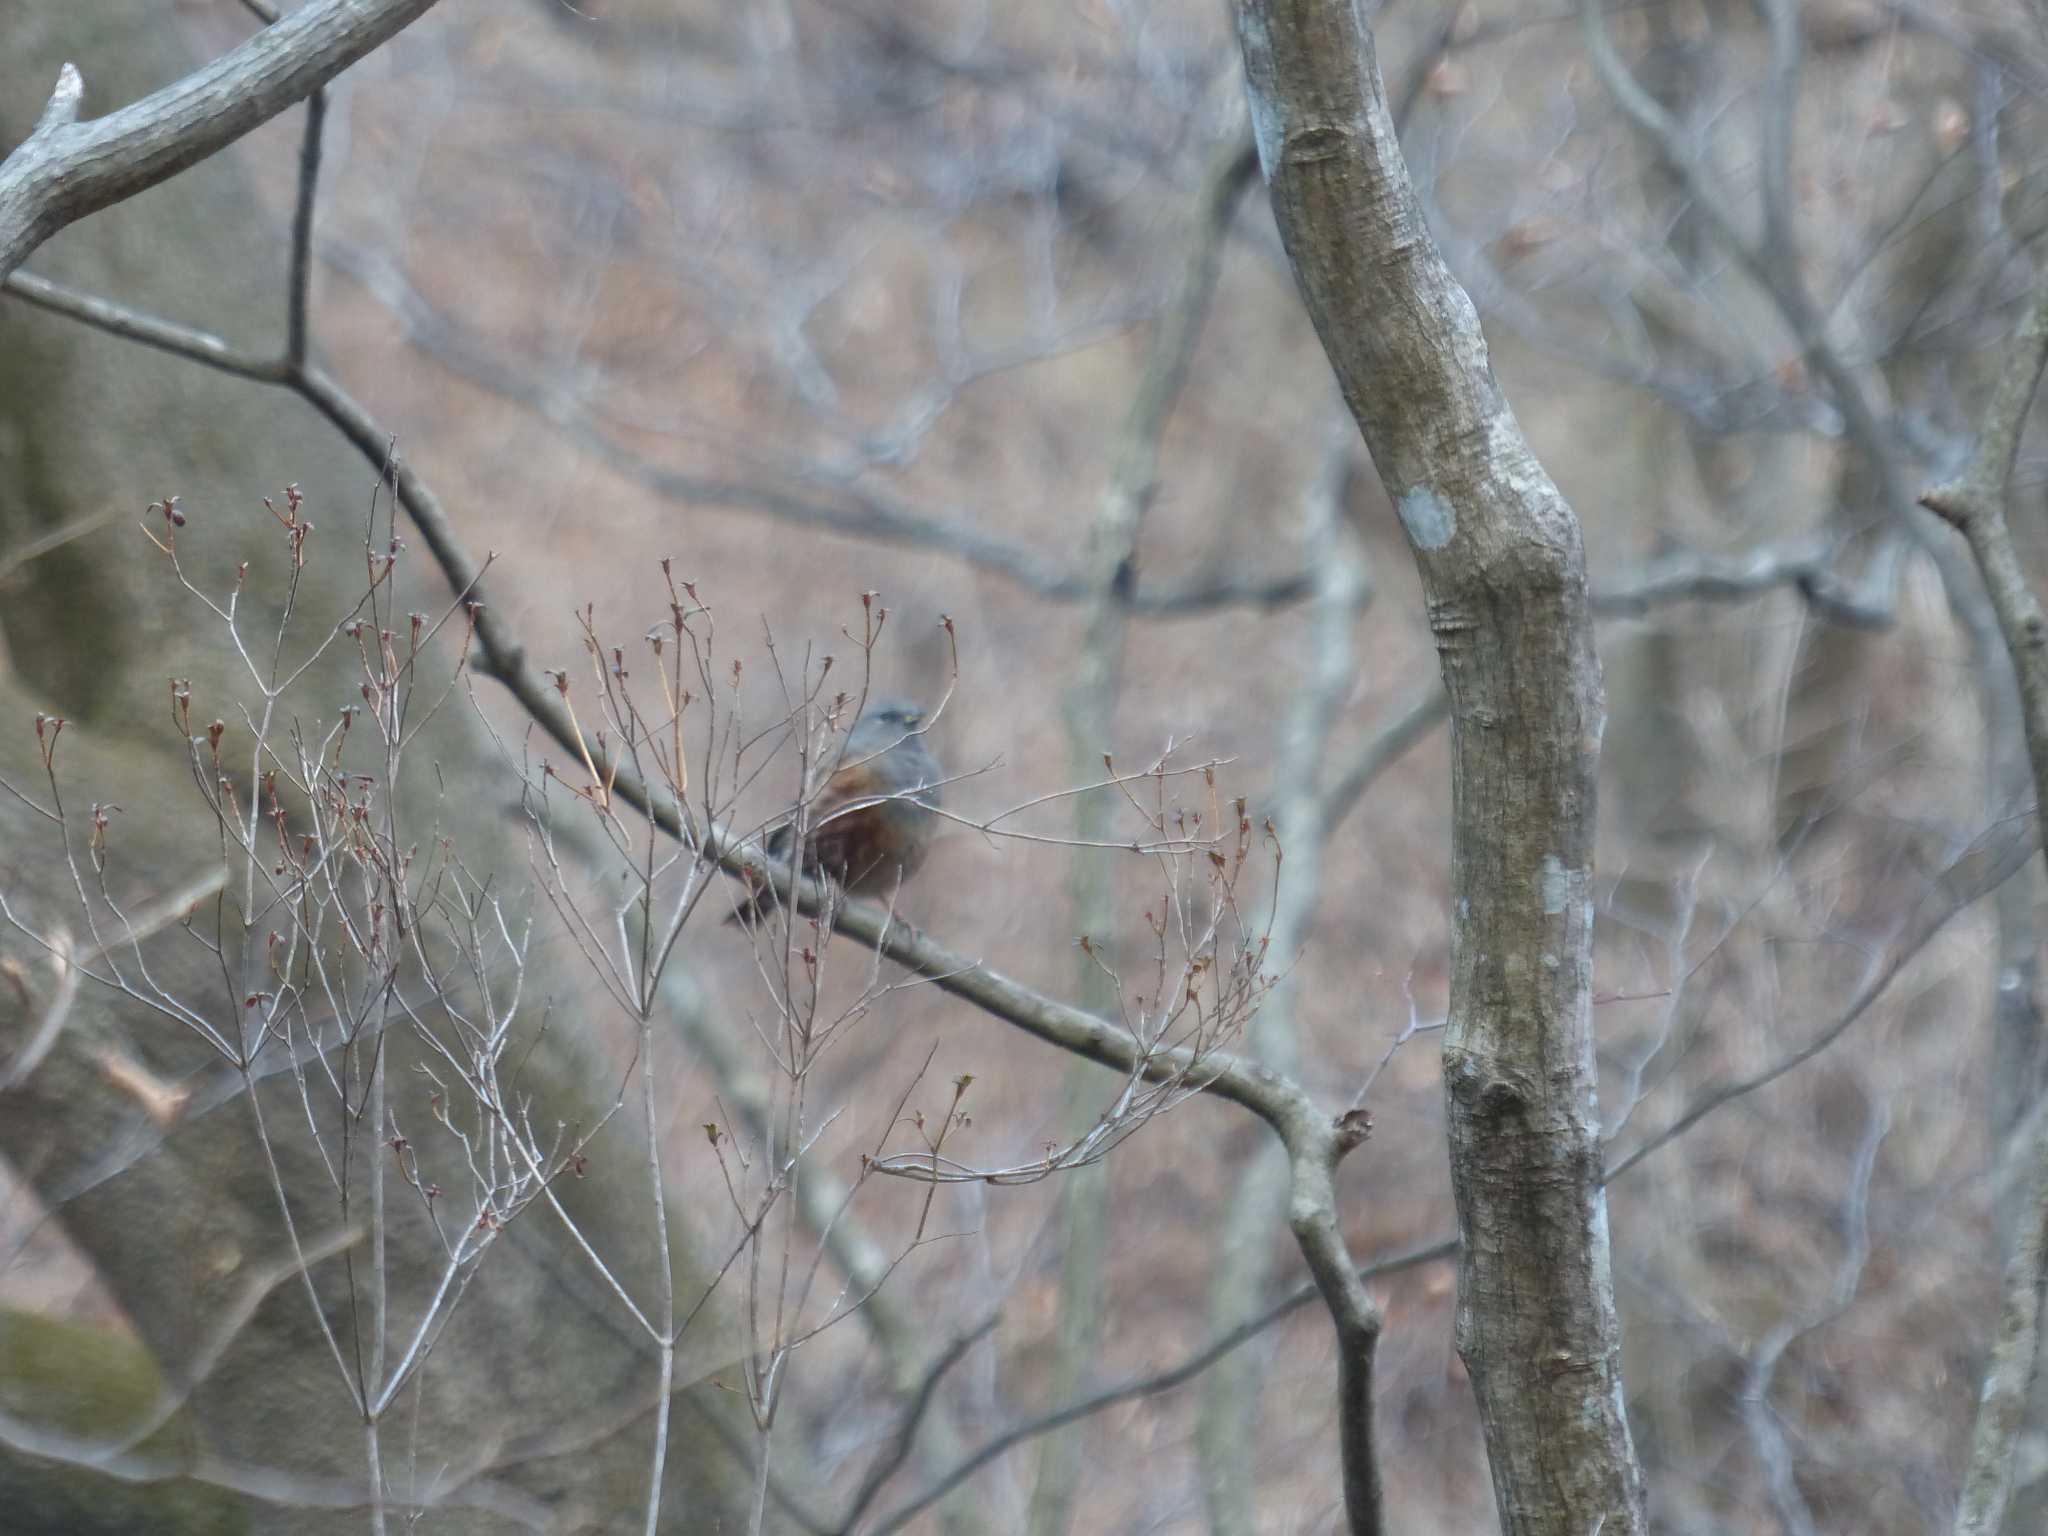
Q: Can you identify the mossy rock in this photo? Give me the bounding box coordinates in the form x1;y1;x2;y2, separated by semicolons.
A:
0;1308;248;1535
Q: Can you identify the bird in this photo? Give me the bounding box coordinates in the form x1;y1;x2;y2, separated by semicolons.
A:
727;699;942;925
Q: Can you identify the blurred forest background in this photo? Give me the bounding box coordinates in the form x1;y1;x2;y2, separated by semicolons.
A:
5;0;2048;1531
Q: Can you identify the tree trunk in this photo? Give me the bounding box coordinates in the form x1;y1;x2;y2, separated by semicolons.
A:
1232;3;1646;1531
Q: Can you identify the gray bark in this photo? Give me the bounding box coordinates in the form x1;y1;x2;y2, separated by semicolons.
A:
1231;2;1645;1532
0;0;440;283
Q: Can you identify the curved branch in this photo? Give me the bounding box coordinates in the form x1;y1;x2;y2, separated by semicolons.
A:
0;0;441;282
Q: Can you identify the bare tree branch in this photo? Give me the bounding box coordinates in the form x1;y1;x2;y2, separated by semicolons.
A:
0;0;440;282
1921;282;2048;834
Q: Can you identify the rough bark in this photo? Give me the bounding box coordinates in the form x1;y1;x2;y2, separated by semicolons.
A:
1231;3;1645;1533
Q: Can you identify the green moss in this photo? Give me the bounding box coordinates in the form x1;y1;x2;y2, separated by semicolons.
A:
0;1309;248;1534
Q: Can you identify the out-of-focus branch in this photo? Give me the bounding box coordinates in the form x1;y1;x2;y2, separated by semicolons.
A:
1576;0;1983;614
1580;0;2023;803
1039;103;1258;1536
1320;534;1894;839
1;257;1898;636
833;1313;998;1534
0;867;226;1094
0;0;440;282
1198;411;1364;1535
859;1235;1455;1536
1741;1100;1888;1536
0;510;121;587
1590;539;1895;630
1324;682;1448;834
0;1224;362;1465
1606;817;2035;1184
1580;18;2048;1515
317;236;1308;620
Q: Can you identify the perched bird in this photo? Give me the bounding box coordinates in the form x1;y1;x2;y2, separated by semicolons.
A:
727;700;941;925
